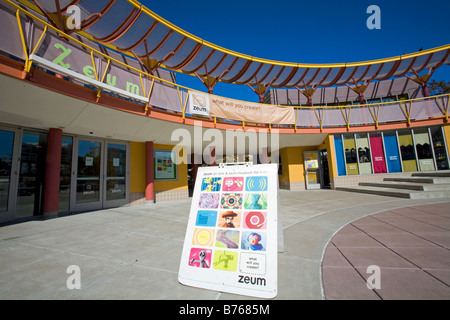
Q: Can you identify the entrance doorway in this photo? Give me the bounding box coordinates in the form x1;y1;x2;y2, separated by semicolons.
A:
16;131;48;219
0;127;20;223
71;138;129;212
0;128;49;223
319;149;331;189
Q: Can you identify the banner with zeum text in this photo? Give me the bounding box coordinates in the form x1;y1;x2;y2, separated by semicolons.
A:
209;95;295;125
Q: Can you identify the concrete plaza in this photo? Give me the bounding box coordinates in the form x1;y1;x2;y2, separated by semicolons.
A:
0;189;449;300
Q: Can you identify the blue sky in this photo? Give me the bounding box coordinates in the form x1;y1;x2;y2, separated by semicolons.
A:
142;0;450;102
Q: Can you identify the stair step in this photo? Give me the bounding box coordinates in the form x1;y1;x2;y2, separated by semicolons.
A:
336;186;412;198
384;177;450;184
336;186;450;199
359;181;450;191
412;171;450;178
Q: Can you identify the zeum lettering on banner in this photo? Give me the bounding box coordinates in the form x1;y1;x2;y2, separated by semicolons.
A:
178;163;278;299
188;91;210;117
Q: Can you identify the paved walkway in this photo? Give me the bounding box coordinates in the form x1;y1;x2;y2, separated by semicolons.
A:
0;190;449;300
322;202;450;300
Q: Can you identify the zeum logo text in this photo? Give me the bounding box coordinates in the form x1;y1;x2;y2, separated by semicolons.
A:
238;275;267;286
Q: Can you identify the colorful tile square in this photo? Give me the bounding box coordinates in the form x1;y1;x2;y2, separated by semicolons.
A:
213;250;238;272
220;193;243;209
195;210;218;227
244;193;267;210
245;176;268;191
222;177;244;192
201;177;222;192
199;193;220;209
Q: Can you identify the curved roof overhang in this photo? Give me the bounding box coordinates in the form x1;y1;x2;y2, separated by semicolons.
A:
17;0;450;90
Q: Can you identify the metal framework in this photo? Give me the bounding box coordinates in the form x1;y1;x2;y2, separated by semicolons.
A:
13;0;450;98
2;0;450;133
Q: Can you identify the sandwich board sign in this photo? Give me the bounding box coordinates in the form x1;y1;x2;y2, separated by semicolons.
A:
178;163;278;298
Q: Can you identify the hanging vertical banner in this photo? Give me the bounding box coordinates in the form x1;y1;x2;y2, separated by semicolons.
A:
178;164;278;299
188;91;210;117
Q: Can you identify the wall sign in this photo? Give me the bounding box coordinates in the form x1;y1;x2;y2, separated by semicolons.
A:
154;150;177;180
304;151;319;169
178;164;278;299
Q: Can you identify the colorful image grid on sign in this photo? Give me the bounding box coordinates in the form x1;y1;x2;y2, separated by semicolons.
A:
189;176;269;274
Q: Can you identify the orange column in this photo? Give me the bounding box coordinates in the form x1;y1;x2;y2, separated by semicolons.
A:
145;141;154;202
43;128;62;216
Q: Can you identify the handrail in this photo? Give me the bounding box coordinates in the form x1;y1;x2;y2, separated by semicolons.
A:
3;0;450;130
5;0;192;90
292;92;450;110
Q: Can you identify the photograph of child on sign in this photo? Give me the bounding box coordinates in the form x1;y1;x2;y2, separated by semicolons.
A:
241;231;266;252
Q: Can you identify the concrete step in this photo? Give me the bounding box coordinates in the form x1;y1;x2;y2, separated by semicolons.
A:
359;181;450;191
384;176;450;184
336;186;450;199
412;171;450;178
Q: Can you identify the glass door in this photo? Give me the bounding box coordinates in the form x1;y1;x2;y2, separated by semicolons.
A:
72;139;103;212
430;126;449;170
103;143;128;208
0;128;20;223
304;151;321;189
71;138;128;212
16;131;48;219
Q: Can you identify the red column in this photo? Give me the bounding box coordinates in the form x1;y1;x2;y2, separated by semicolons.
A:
43;128;62;216
145;141;154;202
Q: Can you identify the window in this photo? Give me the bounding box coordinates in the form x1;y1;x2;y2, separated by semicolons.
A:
355;133;372;174
343;134;359;175
430;126;449;170
413;128;435;171
397;129;417;172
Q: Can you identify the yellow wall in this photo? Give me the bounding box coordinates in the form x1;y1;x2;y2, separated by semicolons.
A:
129;142;188;193
278;148;290;183
279;146;318;183
278;134;337;184
130;142;146;193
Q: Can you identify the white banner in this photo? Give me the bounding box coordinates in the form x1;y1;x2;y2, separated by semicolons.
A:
178;164;278;298
188;91;210;117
